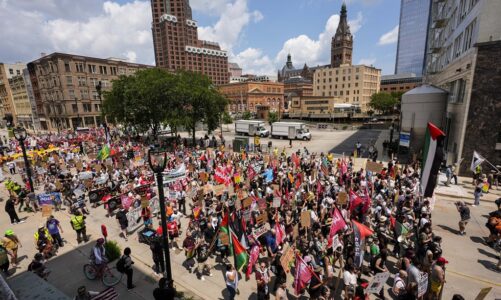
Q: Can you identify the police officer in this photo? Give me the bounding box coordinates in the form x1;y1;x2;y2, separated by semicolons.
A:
70;211;88;243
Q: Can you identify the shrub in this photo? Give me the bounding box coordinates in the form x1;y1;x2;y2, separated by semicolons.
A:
104;240;121;262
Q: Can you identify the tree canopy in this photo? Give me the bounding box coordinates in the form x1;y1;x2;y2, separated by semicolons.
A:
369;92;399;115
103;68;228;142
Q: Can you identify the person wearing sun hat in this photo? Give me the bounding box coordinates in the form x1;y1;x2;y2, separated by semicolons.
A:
2;229;22;267
430;256;448;298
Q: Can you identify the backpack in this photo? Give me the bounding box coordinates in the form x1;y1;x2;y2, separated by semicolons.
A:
116;255;126;273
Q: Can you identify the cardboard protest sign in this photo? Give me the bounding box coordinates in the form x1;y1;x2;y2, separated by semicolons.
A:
219;232;230;245
237;190;248;201
199;172;208;183
55;180;63;191
94;164;102;172
141;195;149;208
366;161;384;173
366;272;390;294
242;197;252;209
213;184;226;196
256;211;268;225
76;161;83;171
41;205;53;217
272;197;281;208
337;191;348;205
293;224;299;239
280;244;295;273
474;287;493;300
301;210;311;228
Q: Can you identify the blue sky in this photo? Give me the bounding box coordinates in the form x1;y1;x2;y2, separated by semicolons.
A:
0;0;401;75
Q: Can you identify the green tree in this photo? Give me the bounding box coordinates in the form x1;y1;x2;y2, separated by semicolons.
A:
103;68;177;138
222;111;233;130
369;92;398;115
267;111;278;125
241;111;252;120
173;71;228;144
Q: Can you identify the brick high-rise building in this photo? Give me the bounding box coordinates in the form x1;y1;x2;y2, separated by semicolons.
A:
331;3;353;67
151;0;229;85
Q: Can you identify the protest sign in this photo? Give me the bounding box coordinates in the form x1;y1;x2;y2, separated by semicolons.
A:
37;192;62;206
337;191;348;205
272;197;281;208
301;210;311;228
199;172;208;183
242;197;252;209
280;244;294;273
203;184;213;195
219;232;230;246
293;224;299;239
55;180;63;191
366;272;390;294
252;225;268;238
332;234;343;251
366;161;384;173
257;198;267;211
76;161;83;171
213;184;226;196
474;287;493;300
418;273;428;298
256;212;268;225
126;206;142;232
41;205;53;217
237;190;248;201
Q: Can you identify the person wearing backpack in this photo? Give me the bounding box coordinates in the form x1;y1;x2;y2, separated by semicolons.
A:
120;247;135;290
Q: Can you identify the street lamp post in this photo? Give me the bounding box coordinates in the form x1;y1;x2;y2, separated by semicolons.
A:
95;81;109;142
13;126;34;193
148;148;175;294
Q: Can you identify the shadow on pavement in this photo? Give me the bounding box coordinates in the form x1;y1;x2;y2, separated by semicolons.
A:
477;259;500;272
7;240;159;300
329;129;382;157
470;236;486;245
437;224;461;235
477;248;499;260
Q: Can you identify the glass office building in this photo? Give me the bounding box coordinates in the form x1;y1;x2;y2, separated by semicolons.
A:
395;0;431;76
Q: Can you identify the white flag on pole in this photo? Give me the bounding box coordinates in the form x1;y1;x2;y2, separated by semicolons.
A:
470;151;485;171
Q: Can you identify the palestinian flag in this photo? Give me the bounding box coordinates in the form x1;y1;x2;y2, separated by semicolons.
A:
470;151;485;172
97;144;110;161
230;229;249;272
420;122;446;198
352;220;373;267
230;211;249;249
220;212;230;245
395;221;409;237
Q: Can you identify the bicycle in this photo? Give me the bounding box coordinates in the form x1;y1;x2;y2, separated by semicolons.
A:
83;260;123;287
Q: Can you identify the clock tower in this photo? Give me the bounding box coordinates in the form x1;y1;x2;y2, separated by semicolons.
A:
331;2;353;67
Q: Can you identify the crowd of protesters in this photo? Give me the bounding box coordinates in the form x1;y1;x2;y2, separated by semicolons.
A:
0;126;499;300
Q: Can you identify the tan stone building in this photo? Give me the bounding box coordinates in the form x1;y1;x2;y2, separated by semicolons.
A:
9;72;35;129
218;82;284;114
27;52;152;131
380;73;422;93
313;64;381;112
0;63;25;125
288;95;339;119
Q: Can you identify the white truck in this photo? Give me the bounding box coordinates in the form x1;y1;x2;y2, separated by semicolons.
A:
271;122;311;140
234;120;270;137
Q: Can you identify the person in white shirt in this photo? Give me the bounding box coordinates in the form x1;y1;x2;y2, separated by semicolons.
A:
343;263;357;300
225;264;238;300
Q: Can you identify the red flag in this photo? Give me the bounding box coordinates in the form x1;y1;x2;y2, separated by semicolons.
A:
294;254;314;295
329;207;347;237
362;186;371;214
352;220;374;239
247;165;256;181
246;245;260;280
274;222;285;246
349;190;363;212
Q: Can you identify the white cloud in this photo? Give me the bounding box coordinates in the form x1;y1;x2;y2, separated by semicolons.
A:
378;25;399;45
0;0;154;64
233;48;275;75
197;0;263;53
190;0;231;15
358;58;376;66
274;12;363;72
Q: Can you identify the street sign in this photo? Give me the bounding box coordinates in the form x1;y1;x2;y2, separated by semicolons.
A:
399;132;411;147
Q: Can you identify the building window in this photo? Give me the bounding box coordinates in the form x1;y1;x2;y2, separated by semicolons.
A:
83;103;92;112
66;76;73;86
110;67;117;75
88;65;97;74
69;90;75;98
9;68;13;75
99;66;107;75
95;104;100;112
65;62;71;72
76;63;85;72
72;104;78;113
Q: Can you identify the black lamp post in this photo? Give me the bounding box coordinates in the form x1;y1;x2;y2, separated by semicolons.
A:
95;81;109;142
74;97;80;130
148;148;175;293
13;126;34;193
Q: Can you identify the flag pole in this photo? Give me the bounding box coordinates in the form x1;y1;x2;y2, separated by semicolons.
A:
482;158;501;173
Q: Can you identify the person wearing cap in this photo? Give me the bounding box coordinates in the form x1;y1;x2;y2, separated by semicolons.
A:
70;210;88;243
2;229;22;267
34;224;54;258
28;252;51;280
430;257;448;298
392;270;408;299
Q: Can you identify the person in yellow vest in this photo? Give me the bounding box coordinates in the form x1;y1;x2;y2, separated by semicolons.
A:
34;224;54;258
70;211;88;243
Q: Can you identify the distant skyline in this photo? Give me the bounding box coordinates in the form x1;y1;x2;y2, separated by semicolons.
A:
0;0;401;75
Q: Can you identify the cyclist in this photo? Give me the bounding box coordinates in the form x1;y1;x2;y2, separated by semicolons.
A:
91;238;107;274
